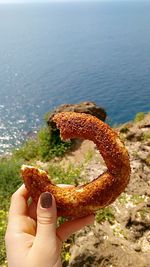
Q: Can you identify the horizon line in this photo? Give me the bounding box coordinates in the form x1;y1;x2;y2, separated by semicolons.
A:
0;0;149;4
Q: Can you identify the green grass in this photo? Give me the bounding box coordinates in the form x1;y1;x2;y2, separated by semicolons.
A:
131;194;145;205
118;193;130;204
48;163;83;186
142;132;150;141
13;139;39;161
0;157;23;265
113;225;128;239
0;157;23;204
96;207;115;225
84;150;95;163
134;112;145;122
118;193;145;205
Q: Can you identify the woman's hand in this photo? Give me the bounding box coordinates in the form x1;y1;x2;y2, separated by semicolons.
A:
5;184;94;267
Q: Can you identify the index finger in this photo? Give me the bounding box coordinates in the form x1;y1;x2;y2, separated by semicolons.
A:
9;184;29;218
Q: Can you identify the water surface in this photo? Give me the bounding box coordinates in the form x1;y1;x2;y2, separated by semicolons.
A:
0;1;150;153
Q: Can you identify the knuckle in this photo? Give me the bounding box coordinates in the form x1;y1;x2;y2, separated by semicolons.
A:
37;215;55;225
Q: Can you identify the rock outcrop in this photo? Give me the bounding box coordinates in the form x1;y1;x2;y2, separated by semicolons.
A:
47;102;107;129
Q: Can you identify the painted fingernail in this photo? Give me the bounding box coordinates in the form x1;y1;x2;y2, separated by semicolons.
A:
40;192;52;208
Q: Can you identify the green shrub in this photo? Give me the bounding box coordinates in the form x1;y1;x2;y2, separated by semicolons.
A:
0;210;7;265
38;112;73;160
44;111;52;122
120;126;129;134
13;126;73;162
0;158;23;205
142;132;150;141
13;139;38;161
134;112;145;122
131;194;145;205
38;127;72;161
96;207;115;225
38;126;52;160
48;163;82;185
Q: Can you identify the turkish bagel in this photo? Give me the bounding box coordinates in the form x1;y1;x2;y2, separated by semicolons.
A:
21;112;131;218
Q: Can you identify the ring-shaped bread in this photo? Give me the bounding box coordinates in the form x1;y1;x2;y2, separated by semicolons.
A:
21;112;131;218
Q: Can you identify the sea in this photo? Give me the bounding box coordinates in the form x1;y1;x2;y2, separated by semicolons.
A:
0;1;150;154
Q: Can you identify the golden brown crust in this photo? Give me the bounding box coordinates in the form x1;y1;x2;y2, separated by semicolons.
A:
21;112;131;218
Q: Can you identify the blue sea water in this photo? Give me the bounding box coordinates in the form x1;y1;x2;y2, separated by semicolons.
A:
0;1;150;154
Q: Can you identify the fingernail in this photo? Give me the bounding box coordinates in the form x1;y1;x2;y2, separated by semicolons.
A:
40;192;52;208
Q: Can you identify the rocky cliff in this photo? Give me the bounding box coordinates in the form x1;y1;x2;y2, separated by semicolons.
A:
65;113;150;267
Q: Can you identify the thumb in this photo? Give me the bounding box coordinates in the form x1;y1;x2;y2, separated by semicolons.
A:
35;192;57;243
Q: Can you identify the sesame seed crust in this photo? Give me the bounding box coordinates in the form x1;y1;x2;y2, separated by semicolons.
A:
21;112;131;218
